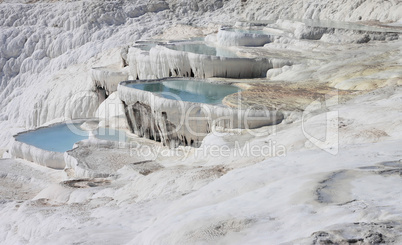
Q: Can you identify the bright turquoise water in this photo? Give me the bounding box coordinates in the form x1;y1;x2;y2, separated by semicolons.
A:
126;80;241;105
165;43;238;58
16;123;128;152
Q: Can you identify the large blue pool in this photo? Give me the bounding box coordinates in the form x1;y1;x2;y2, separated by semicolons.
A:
126;80;241;105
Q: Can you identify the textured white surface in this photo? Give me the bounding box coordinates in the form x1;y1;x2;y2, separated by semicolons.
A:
214;28;273;46
1;0;402;149
1;0;402;244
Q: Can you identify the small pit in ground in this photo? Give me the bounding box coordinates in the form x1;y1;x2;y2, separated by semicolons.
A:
61;178;111;188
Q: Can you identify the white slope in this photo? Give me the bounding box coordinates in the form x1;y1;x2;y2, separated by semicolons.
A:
240;0;402;22
1;86;402;244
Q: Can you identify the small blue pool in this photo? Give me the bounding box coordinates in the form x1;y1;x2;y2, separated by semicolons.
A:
126;80;241;105
15;123;128;152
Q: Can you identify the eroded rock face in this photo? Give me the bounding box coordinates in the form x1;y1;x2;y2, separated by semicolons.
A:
91;66;129;96
122;98;207;147
305;222;397;245
125;101;183;146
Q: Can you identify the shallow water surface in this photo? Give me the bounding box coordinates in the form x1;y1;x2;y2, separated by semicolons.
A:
126;80;241;105
16;123;128;152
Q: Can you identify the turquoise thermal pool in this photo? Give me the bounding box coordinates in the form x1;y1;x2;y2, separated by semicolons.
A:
125;80;241;105
15;123;128;152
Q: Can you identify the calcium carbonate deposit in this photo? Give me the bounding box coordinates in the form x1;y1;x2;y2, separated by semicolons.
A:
1;0;402;244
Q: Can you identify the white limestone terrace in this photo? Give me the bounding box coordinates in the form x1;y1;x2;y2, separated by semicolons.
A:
127;40;280;79
9;119;133;169
207;27;275;47
118;78;283;147
10;132;66;169
1;0;401;151
1;0;402;244
91;65;129;98
9;121;87;169
126;19;402;82
269;19;401;43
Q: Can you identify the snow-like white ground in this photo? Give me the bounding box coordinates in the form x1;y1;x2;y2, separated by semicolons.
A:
1;0;402;244
2;88;402;244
